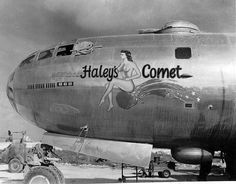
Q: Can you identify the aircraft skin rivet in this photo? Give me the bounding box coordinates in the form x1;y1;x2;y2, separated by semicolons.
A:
208;105;213;110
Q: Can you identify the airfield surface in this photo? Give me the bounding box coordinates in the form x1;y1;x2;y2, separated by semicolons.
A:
0;163;231;183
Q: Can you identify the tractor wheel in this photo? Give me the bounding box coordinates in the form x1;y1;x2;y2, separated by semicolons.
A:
162;169;171;178
8;158;23;173
24;166;60;184
49;165;65;184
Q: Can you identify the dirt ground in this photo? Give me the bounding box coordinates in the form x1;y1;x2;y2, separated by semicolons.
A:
0;163;230;184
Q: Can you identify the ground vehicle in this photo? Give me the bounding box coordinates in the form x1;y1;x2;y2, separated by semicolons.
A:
0;142;26;173
0;140;64;183
23;144;64;184
0;131;28;173
118;159;172;182
150;161;172;178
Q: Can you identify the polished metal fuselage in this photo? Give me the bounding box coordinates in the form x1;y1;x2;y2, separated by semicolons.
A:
9;33;236;151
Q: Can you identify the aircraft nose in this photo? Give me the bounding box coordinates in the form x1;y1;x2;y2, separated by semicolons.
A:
6;72;17;111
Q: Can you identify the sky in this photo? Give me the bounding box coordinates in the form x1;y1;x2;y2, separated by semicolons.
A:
0;0;235;141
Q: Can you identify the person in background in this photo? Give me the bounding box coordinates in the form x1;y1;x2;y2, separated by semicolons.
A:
148;160;155;177
5;130;13;142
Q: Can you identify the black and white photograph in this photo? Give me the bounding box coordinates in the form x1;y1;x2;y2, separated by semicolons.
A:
0;0;235;183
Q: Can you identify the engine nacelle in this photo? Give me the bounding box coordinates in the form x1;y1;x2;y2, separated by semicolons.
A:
171;147;213;165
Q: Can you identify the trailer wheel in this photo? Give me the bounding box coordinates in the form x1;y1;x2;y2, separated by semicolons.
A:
49;165;65;184
24;166;60;184
118;177;126;182
8;158;23;173
162;169;171;178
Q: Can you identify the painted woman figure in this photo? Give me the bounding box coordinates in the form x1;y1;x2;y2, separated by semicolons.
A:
99;50;141;111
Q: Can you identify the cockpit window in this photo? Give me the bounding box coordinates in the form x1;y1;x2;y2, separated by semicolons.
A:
56;44;74;57
38;48;55;61
19;54;36;67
